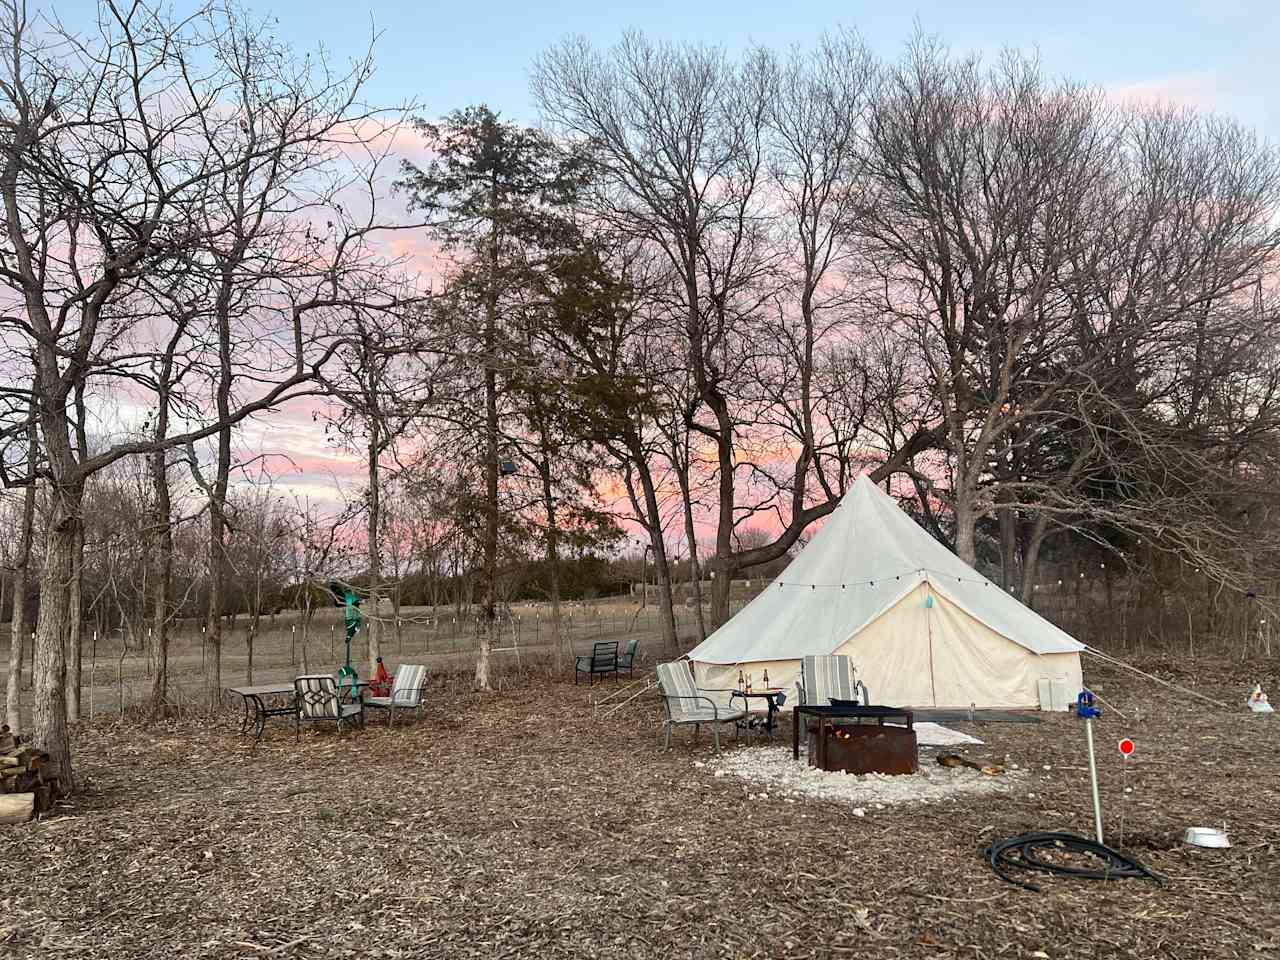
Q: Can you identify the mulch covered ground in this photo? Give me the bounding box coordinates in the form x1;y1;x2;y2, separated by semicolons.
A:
1;656;1277;959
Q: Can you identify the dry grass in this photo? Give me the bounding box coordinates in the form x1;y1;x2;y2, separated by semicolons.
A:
1;656;1277;959
0;596;718;727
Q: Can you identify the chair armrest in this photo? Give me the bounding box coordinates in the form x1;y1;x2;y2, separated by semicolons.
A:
390;687;423;706
661;693;734;721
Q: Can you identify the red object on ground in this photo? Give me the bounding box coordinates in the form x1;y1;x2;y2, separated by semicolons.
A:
1118;737;1135;757
370;659;392;698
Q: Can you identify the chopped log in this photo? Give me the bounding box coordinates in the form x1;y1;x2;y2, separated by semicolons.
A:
0;792;34;825
937;753;1005;776
0;755;20;767
8;748;45;768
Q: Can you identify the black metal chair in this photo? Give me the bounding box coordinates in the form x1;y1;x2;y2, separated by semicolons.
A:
294;675;364;740
617;638;640;678
574;641;619;684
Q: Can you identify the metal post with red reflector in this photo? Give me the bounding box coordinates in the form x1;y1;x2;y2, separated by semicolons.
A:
1118;737;1135;847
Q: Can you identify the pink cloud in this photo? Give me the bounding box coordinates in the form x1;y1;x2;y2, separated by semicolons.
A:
1106;72;1227;112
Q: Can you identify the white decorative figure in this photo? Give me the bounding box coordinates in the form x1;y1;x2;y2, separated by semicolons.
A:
1247;683;1274;714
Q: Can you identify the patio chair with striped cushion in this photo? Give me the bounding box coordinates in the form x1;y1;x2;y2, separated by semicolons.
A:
294;675;364;740
797;654;870;706
656;661;747;753
364;664;428;726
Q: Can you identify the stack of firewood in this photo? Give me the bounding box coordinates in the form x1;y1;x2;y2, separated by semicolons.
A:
1;724;60;825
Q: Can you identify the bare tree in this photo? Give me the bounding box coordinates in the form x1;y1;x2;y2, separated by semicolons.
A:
0;0;410;784
228;481;290;685
322;307;429;674
856;39;1115;564
534;33;938;627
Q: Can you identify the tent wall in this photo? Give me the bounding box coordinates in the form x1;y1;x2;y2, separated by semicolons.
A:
916;586;1080;709
689;580;1082;712
830;582;935;705
693;659;801;710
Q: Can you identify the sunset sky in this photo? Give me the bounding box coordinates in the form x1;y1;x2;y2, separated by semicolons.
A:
55;0;1280;514
52;0;1280;135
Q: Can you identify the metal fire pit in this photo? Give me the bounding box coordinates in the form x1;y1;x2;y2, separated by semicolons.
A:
808;723;918;775
793;704;918;775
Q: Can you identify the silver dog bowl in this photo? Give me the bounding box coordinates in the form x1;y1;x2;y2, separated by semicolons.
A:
1183;827;1231;848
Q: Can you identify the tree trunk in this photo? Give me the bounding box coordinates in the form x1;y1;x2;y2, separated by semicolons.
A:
709;569;731;634
1020;514;1052;605
5;390;39;734
65;525;84;723
545;475;565;669
207;475;228;708
366;425;382;674
998;498;1017;592
476;179;501;692
33;482;80;787
674;460;708;643
624;449;678;655
4;484;35;734
148;373;174;710
708;404;736;629
953;487;978;567
206;274;235;707
65;379;89;723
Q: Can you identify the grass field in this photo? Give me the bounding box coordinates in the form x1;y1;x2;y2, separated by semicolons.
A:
0;595;743;726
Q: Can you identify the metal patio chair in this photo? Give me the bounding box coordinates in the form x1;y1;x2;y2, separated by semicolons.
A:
656;661;746;754
294;674;364;740
617;638;641;679
364;664;428;726
575;641;619;684
796;654;870;707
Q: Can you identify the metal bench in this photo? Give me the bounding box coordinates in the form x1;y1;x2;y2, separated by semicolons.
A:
575;641;619;684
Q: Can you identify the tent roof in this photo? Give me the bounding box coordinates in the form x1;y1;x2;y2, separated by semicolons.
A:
687;474;1084;665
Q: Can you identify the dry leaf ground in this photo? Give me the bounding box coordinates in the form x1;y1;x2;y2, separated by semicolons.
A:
1;655;1277;959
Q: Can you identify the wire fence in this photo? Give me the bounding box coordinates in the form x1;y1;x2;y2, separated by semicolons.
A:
1;597;753;724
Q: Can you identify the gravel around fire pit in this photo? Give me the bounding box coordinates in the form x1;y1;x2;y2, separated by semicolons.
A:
707;742;1023;809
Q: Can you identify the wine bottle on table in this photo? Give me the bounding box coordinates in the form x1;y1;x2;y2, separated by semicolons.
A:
738;668;745;691
763;668;770;688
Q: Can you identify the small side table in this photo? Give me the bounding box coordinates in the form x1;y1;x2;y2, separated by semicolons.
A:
733;689;786;737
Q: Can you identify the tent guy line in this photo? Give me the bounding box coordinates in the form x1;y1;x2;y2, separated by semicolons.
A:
1082;646;1231;710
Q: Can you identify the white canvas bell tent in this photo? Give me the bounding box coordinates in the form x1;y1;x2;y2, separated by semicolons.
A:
686;474;1084;711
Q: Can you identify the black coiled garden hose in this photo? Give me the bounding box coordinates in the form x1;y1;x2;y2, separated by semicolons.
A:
985;832;1163;892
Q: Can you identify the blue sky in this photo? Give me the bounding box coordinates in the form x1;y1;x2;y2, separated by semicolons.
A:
54;0;1280;137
